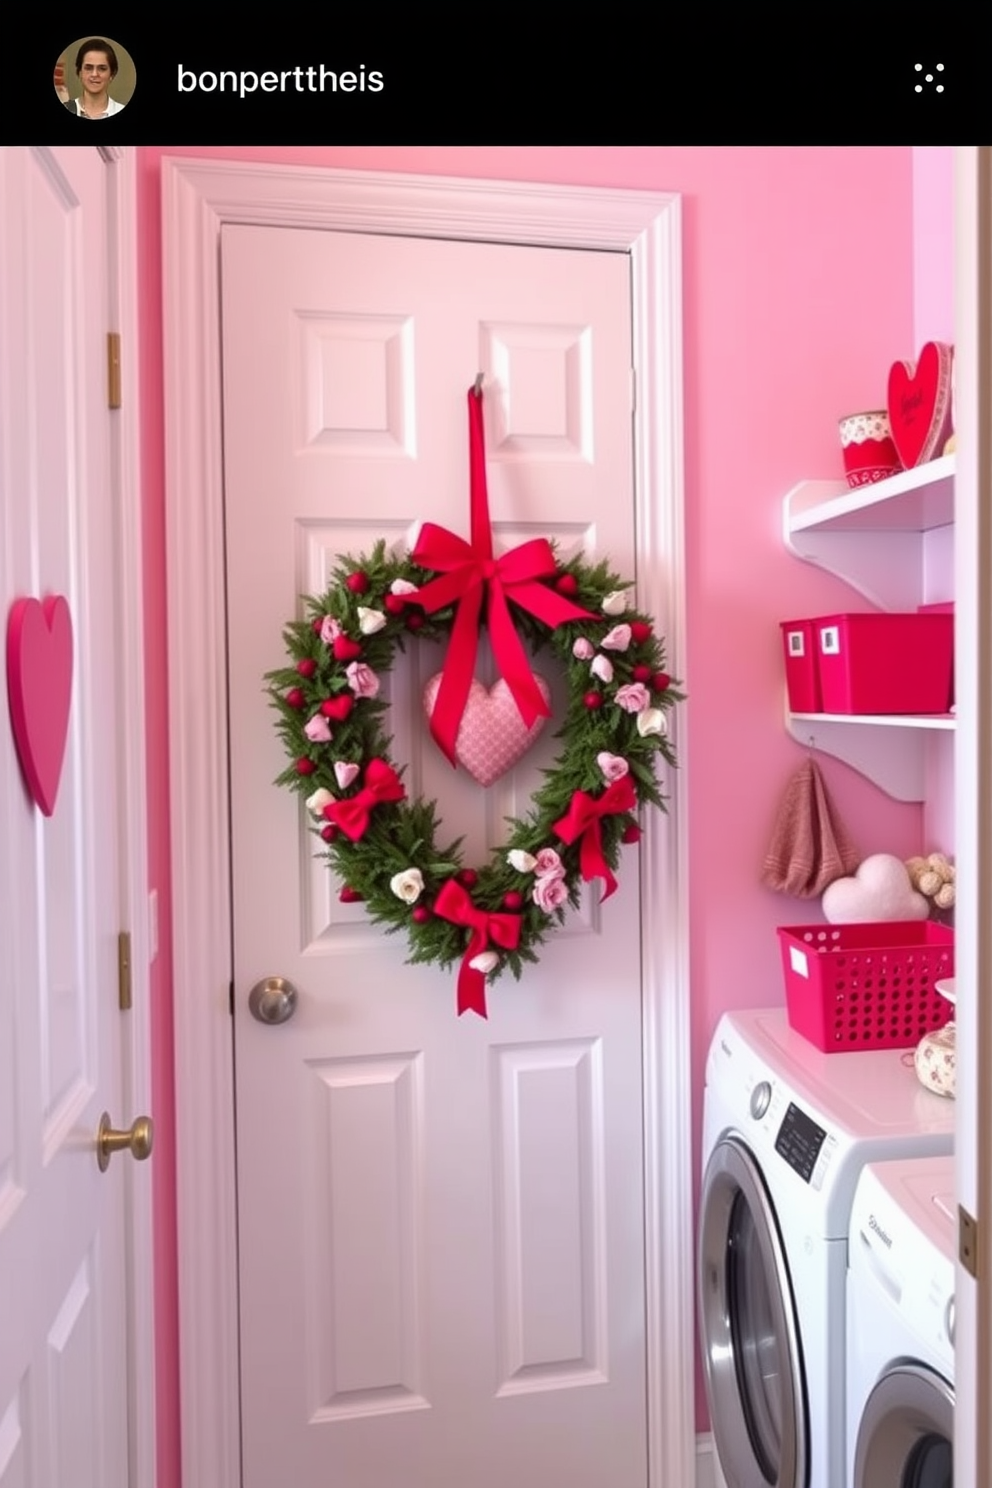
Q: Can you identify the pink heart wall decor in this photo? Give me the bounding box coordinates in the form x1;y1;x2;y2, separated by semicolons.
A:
886;340;954;468
6;595;74;816
423;674;551;786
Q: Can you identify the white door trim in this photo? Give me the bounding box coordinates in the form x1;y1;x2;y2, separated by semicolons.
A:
162;157;692;1488
94;145;158;1487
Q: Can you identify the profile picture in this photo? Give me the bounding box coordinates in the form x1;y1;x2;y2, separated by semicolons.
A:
54;36;136;118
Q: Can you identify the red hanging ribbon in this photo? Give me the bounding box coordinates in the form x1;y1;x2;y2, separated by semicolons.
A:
325;758;406;842
411;386;595;766
434;878;523;1018
552;776;638;901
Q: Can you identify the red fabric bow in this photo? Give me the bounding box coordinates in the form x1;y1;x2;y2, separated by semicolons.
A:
325;758;406;841
434;878;522;1018
552;776;638;901
412;387;594;766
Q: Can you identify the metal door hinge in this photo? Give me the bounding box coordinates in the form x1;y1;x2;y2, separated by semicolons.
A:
959;1204;978;1278
107;332;121;409
118;931;132;1012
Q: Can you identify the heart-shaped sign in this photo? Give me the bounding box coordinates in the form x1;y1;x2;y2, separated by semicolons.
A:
6;595;74;816
423;673;551;787
886;340;954;469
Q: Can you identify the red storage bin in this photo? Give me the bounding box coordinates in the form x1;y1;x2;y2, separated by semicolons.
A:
918;601;955;708
777;921;954;1052
815;612;953;714
780;619;821;711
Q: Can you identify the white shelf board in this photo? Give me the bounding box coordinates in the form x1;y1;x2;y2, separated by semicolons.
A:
790;711;956;730
785;705;954;801
785;454;955;535
783;457;955;612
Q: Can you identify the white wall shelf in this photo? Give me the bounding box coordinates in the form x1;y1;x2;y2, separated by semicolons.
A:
783;454;954;610
786;708;954;802
783;455;955;798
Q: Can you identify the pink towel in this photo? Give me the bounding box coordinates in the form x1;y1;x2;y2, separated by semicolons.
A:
761;756;860;898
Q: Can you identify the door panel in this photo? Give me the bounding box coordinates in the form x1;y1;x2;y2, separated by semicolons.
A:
222;226;646;1488
0;147;128;1488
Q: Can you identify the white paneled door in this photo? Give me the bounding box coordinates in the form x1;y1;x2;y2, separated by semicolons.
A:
0;149;135;1487
222;226;650;1487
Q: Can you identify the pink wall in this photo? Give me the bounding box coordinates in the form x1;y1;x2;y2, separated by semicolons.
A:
137;146;939;1479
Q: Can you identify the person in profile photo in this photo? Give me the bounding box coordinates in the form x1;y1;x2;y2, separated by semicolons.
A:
60;38;129;118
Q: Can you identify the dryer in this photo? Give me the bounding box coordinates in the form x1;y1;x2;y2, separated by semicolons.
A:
846;1154;955;1488
697;1008;955;1488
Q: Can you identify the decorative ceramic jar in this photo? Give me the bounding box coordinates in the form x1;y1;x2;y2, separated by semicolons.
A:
838;409;902;488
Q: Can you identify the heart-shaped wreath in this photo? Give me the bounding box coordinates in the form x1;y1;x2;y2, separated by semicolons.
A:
266;388;681;1017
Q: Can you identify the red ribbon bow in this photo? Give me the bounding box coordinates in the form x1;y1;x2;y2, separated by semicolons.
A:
434;878;522;1018
325;758;406;841
412;386;594;766
552;776;638;901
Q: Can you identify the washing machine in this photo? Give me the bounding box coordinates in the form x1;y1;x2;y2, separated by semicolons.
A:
846;1154;955;1487
697;1008;955;1488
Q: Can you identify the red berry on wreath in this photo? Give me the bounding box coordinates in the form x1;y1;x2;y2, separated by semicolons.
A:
285;687;306;709
405;612;425;632
339;885;364;902
583;691;603;710
632;664;652;683
311;617;325;635
297;658;317;679
631;621;652;644
556;572;578;596
503;890;524;911
321;825;337;842
296;758;316;775
652;671;671;693
622;822;642;844
346;572;370;595
384;593;406;616
458;868;478;888
412;904;432;924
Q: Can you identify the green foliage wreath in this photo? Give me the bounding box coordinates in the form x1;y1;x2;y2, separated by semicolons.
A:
266;539;681;1004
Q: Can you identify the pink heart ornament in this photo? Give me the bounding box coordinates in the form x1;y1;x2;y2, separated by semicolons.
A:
334;761;360;791
6;595;74;816
423;674;551;786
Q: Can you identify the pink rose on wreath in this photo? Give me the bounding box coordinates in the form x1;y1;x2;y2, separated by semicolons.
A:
304;714;333;743
345;661;381;699
533;875;569;912
597;751;630;783
601;624;632;652
534;847;565;880
614;682;651;714
572;637;595;660
320;615;343;644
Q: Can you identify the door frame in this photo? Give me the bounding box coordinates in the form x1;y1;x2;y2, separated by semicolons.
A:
162;156;692;1488
97;143;158;1488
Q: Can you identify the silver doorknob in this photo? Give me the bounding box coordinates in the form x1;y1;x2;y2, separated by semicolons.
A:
248;975;298;1025
97;1112;154;1172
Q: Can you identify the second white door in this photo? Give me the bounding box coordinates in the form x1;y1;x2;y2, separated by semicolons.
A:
222;224;649;1488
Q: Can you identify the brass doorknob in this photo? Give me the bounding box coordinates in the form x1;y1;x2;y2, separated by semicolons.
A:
248;975;298;1025
97;1112;154;1172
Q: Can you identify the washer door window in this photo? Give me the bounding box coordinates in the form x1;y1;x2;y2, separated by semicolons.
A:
698;1134;808;1487
853;1364;953;1487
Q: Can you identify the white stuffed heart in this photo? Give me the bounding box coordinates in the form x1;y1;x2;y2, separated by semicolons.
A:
423;674;550;787
822;853;929;924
